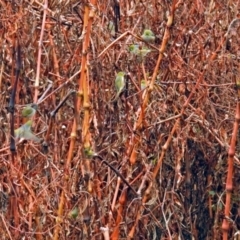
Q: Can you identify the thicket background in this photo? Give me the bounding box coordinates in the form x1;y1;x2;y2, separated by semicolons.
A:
0;1;240;239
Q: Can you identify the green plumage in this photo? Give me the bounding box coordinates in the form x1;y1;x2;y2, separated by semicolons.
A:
141;29;155;42
129;44;140;55
14;120;40;142
21;103;38;118
139;47;151;57
112;72;125;102
141;79;148;90
108;21;115;36
68;207;79;219
129;44;151;56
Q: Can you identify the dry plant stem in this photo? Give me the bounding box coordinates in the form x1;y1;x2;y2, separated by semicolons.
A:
129;1;226;237
111;177;121;212
111;172;148;239
98;31;130;58
129;0;175;174
34;0;48;103
222;102;240;240
94;155;138;196
128;11;171;147
222;18;240;239
97;30;159;59
40;70;81;103
127;2;177;237
147;113;182;128
111;190;127;240
128;184;150;238
213;192;225;239
125;17;142;44
47;28;60;81
1;214;13;240
0;61;3;91
37;81;52;104
153;72;203;179
52;1;96;239
187;104;240;163
81;2;97;194
9;44;21;152
35;214;42;240
0;1;237;239
115;17;142;63
161;190;172;240
100;226;110;240
8;43;21;239
19;161;38;236
137;165;151;195
47;23;64;113
50;90;75;117
33;0;53;13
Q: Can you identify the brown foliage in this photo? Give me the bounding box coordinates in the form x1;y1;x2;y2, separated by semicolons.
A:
0;0;240;239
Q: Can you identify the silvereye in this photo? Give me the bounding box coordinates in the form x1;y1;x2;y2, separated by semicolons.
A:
68;207;79;219
14;120;40;142
129;44;140;55
139;47;151;58
108;21;115;36
21;103;38;118
141;79;148;90
141;29;155;43
112;72;125;102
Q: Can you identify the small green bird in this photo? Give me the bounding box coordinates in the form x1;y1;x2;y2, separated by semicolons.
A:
68;207;79;219
141;79;148;90
112;72;126;102
108;21;115;36
141;29;155;43
21;103;38;118
129;44;140;55
129;45;151;56
139;47;151;58
14;120;40;142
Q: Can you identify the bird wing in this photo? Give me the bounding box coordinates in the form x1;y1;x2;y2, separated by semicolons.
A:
23;131;41;142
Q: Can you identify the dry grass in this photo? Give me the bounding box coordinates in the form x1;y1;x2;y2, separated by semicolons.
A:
0;1;240;239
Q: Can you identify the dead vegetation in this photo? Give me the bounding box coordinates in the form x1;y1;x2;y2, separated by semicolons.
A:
0;0;240;239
